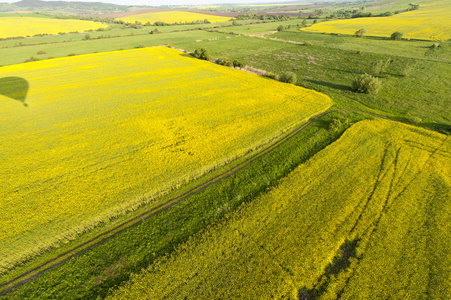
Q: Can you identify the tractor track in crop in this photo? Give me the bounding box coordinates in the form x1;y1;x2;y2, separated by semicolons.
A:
0;108;399;296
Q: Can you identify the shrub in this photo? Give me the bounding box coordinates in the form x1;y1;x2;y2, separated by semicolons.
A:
264;72;279;80
150;28;161;34
24;56;40;63
216;57;230;66
352;73;381;94
390;31;403;40
409;116;422;124
280;72;297;84
304;41;313;46
193;48;212;61
328;116;349;132
233;60;246;69
430;43;441;50
277;25;284;31
370;58;392;76
354;28;366;37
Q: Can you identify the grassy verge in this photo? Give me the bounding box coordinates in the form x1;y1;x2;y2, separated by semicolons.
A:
2;111;369;299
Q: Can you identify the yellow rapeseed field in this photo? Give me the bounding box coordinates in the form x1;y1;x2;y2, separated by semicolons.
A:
107;119;451;299
301;0;451;40
0;46;331;272
0;17;108;39
117;11;231;24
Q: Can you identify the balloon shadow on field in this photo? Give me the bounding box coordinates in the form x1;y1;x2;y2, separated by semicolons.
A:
0;77;29;107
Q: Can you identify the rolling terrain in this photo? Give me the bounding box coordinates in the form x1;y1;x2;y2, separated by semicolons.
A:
0;46;331;273
107;119;451;299
0;0;449;298
301;0;451;40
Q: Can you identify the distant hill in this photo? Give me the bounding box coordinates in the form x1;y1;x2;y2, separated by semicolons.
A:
0;0;131;14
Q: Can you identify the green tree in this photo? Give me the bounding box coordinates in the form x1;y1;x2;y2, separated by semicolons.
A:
233;60;246;69
352;73;381;94
277;25;284;31
354;28;366;37
390;31;403;40
280;72;297;84
193;48;212;61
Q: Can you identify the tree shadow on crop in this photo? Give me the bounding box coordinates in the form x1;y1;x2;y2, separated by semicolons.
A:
298;238;360;300
0;77;29;107
423;122;451;135
305;79;352;92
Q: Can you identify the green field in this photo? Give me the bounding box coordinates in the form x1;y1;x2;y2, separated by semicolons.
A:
107;119;451;299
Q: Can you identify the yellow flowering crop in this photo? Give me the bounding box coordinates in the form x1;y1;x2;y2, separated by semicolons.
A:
117;11;231;24
301;0;451;40
107;120;450;299
0;17;108;39
0;46;331;272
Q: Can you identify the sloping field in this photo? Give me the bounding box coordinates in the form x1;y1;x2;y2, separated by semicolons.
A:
107;119;451;299
0;46;331;272
301;0;451;40
117;11;231;24
0;17;108;39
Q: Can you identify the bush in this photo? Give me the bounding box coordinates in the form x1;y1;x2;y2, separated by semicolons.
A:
277;25;284;31
264;72;279;80
354;28;366;37
304;41;313;46
216;57;231;66
352;73;381;94
409;116;422;124
390;31;403;40
24;56;40;63
430;43;441;50
193;48;212;61
233;60;246;69
150;28;161;34
370;58;392;76
280;72;297;84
